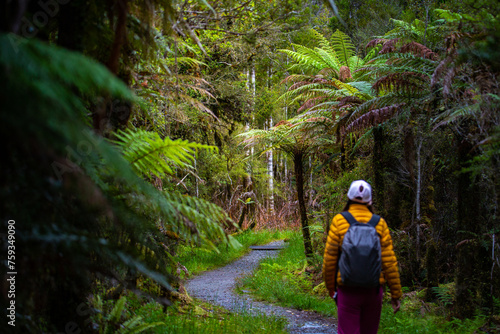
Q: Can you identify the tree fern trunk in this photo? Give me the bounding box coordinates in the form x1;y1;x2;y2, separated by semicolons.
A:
294;152;313;260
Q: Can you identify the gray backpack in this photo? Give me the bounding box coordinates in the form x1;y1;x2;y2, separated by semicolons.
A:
338;212;382;287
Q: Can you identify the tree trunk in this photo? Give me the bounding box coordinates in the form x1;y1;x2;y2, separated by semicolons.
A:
268;118;275;214
454;134;484;318
294;152;313;259
372;126;385;212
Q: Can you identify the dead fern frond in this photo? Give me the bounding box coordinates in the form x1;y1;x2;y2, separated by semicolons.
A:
379;39;400;54
373;72;429;95
298;96;328;112
399;42;438;60
366;38;388;50
345;104;404;134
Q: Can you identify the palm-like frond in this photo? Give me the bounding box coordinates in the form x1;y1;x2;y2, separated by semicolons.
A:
279;43;340;73
373;72;429;96
331;29;356;66
114;128;217;178
345;104;405;133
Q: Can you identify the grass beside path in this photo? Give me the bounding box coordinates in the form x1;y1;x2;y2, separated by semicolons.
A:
177;229;294;278
240;230;496;334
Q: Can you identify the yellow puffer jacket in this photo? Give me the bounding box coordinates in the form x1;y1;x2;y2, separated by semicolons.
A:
322;204;403;300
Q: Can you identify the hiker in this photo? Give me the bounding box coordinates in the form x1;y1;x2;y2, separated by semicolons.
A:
323;180;402;334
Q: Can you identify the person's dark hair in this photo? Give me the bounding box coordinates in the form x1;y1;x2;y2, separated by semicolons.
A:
342;199;374;213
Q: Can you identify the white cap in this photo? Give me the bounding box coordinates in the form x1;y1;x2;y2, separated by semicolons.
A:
347;180;372;204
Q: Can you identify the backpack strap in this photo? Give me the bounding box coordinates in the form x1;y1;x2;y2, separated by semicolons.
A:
341;211;380;227
367;214;380;228
340;211;357;225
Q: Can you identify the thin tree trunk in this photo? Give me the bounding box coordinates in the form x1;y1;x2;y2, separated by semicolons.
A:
455;134;484;318
415;138;423;262
268;117;274;213
294;152;313;259
107;0;128;75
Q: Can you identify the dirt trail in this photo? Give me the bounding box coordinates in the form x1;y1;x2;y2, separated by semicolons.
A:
185;240;337;333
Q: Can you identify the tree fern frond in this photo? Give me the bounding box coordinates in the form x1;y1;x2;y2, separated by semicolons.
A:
366;38;389;50
280;74;315;85
114;129;217;178
298;96;329;112
348;94;405;120
400;42;439;60
310;29;336;56
347;56;364;71
373;72;429;96
345;104;405;133
379;38;400;54
331;30;356;66
432;103;480;129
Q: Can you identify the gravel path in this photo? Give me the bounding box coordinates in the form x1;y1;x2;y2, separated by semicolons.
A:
185;240;337;333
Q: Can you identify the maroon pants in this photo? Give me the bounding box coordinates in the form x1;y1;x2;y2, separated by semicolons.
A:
337;286;383;334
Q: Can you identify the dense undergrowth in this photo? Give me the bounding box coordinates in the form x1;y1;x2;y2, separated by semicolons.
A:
241;231;500;334
77;230;291;333
88;291;287;334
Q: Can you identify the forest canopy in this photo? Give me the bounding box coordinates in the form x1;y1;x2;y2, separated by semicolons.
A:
1;0;499;333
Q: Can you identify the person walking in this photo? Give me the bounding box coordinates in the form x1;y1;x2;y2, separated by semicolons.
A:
323;180;402;334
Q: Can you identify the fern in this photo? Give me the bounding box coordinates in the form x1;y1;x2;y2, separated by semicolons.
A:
114;128;217;178
1;33;237;331
95;296;164;334
331;29;356;66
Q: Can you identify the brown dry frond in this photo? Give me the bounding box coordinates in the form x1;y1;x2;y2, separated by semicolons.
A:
298;96;327;112
275;120;292;127
379;39;400;54
338;96;363;107
366;38;388;49
289;81;313;91
373;72;428;95
312;76;331;84
400;42;438;60
345;104;404;133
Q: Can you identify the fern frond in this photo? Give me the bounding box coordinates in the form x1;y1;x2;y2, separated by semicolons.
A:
114;129;217;178
379;39;400;54
109;297;126;323
345;104;404;133
298;96;329;112
366;38;388;50
373;72;429;96
400;42;439;60
331;30;356;66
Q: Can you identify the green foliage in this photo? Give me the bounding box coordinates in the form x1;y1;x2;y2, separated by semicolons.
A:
240;232;337;316
431;283;455;308
91;296;164;334
114;128;217;178
134;299;288;334
0;33;233;331
176;230;293;277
